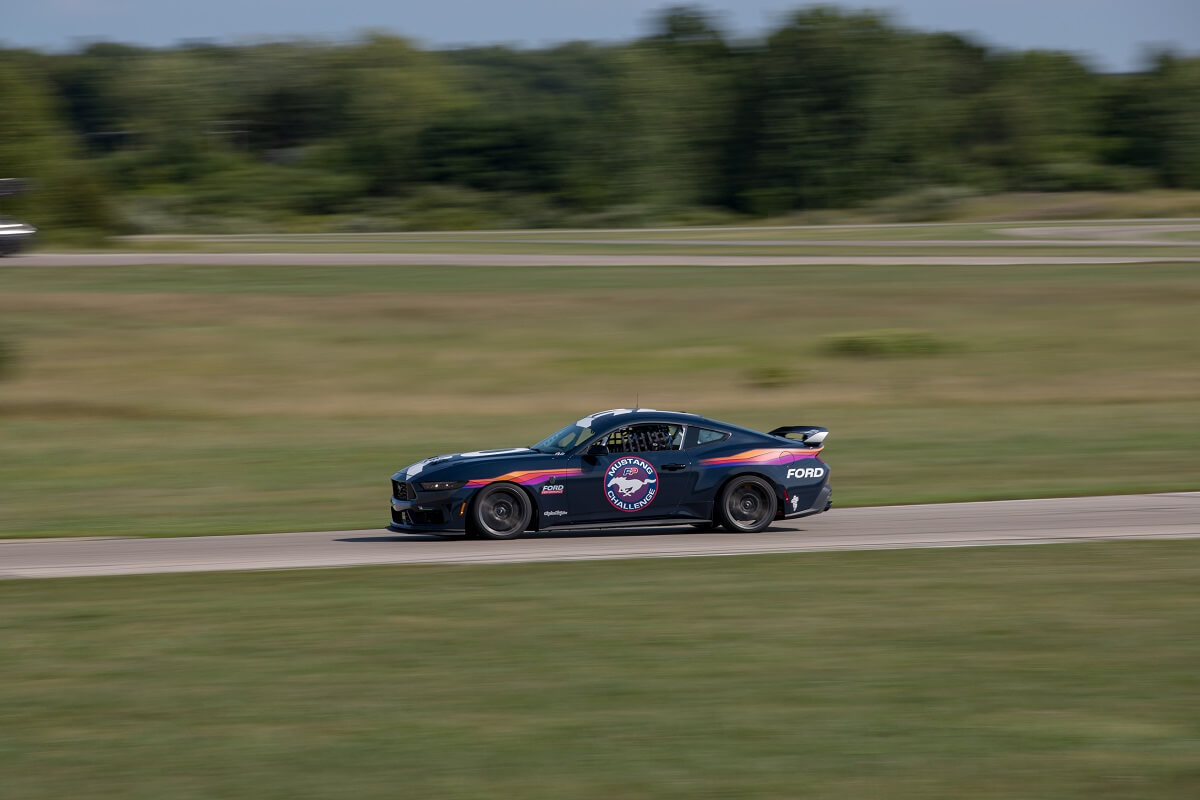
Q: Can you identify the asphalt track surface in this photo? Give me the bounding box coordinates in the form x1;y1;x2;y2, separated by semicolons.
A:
11;253;1200;267
3;493;1197;579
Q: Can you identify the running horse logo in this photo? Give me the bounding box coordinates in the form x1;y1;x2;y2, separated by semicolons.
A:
604;457;659;512
608;466;654;497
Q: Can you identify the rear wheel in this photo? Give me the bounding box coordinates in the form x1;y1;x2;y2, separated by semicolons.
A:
468;482;532;540
716;476;777;533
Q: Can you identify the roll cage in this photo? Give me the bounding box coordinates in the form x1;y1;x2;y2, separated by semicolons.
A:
571;418;733;456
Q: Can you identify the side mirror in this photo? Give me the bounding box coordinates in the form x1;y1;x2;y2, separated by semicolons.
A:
585;443;610;457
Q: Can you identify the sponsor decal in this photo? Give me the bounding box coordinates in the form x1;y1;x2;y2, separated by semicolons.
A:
786;467;825;480
604;456;659;512
791;495;801;512
541;484;565;495
543;510;568;517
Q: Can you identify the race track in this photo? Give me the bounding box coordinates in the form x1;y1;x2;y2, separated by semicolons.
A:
10;252;1200;267
3;492;1197;579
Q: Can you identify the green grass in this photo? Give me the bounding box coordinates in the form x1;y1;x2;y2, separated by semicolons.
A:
3;542;1200;799
75;213;1200;260
79;206;1200;253
1;260;1199;537
107;241;1200;258
96;219;1200;256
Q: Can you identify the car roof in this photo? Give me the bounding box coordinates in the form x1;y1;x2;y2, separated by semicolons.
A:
578;408;692;424
579;408;757;435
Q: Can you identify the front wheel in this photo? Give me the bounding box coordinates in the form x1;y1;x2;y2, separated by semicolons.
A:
468;482;532;540
716;476;777;533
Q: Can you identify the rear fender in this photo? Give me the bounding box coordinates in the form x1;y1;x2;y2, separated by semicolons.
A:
714;471;785;519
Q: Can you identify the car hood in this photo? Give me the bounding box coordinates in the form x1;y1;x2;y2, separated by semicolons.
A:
392;448;554;482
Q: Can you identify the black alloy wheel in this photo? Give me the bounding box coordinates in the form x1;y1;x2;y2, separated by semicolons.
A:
717;476;777;533
469;483;533;540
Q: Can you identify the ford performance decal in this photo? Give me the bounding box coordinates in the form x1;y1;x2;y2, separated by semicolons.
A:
699;448;823;468
464;469;583;489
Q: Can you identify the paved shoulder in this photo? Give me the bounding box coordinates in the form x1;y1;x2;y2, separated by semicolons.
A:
2;493;1198;579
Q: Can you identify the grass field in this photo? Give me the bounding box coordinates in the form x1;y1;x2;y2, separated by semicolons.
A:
2;255;1199;538
107;241;1200;258
3;541;1199;799
104;216;1200;257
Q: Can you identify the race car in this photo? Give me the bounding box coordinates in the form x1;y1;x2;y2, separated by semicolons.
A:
389;409;831;539
0;217;36;256
0;179;35;256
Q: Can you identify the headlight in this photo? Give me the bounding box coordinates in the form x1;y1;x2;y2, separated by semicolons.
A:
418;480;466;492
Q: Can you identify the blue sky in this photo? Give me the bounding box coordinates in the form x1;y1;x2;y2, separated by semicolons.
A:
5;0;1198;71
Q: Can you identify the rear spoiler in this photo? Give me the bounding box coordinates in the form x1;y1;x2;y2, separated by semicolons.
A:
768;426;828;446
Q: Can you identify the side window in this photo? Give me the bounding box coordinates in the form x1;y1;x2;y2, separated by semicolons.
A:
684;427;730;449
603;423;683;453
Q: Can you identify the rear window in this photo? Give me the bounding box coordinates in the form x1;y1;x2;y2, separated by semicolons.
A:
685;427;729;449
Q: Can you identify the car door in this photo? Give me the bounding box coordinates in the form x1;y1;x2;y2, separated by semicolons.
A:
563;422;693;524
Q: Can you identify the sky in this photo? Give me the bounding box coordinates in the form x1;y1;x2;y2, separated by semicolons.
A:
5;0;1199;72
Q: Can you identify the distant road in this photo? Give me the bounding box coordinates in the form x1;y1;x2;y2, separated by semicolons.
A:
3;493;1197;579
9;253;1200;267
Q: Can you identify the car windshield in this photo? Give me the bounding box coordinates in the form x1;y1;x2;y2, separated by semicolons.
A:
530;423;595;453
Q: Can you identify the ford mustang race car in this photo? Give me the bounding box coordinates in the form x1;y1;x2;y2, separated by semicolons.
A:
389;409;831;539
0;217;35;256
0;179;35;256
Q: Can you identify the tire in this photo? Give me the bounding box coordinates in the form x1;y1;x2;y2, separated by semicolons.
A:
467;482;533;540
715;475;777;533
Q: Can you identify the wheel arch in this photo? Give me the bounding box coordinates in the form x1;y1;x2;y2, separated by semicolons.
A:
713;470;786;519
518;483;544;531
466;480;539;536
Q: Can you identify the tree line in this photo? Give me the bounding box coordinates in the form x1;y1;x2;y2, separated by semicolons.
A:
1;5;1198;234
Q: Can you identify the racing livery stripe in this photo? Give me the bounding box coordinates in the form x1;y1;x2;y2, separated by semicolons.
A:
464;469;583;488
699;448;823;467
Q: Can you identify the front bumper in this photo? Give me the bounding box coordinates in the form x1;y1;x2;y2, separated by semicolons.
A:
389;486;470;532
387;522;467;536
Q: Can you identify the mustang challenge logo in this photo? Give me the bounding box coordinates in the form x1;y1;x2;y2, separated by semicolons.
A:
604;456;659;512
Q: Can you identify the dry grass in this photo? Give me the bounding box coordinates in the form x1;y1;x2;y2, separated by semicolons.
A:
1;260;1198;536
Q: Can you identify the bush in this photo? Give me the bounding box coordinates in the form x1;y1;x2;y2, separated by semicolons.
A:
656;206;747;228
821;330;953;358
871;186;977;222
185;163;365;217
1027;162;1155;192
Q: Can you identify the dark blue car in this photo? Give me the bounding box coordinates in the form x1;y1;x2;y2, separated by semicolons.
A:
389;409;831;539
0;179;35;256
